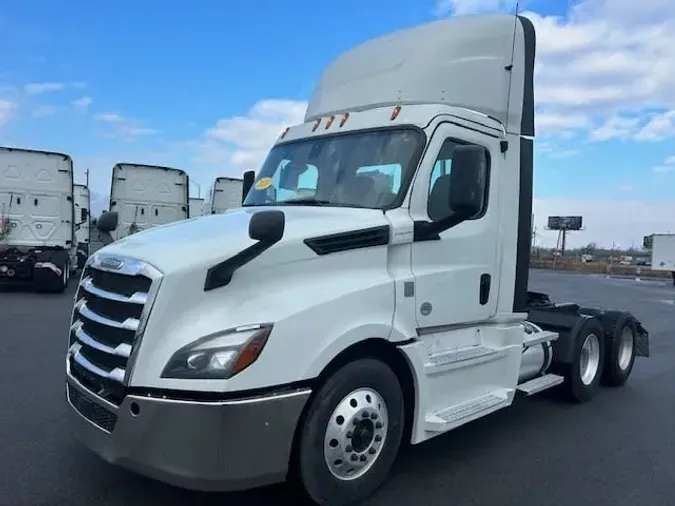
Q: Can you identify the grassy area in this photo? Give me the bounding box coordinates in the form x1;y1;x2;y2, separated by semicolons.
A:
530;257;672;279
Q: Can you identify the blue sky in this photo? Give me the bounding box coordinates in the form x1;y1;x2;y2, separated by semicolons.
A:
1;0;674;247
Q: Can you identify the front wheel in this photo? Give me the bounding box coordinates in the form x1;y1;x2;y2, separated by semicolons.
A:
297;359;405;506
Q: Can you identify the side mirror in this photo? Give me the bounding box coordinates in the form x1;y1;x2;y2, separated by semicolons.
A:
248;210;285;244
448;145;488;219
242;170;255;202
96;211;119;232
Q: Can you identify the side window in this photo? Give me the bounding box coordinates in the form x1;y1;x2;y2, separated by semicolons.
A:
427;139;488;222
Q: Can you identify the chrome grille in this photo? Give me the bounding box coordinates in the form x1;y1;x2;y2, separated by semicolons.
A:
68;254;162;405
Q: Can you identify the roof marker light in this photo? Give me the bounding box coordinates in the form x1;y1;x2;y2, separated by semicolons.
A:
312;119;321;132
391;105;402;121
325;115;335;129
339;113;350;127
280;127;290;139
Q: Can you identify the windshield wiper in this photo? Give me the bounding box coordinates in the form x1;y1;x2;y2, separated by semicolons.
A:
279;198;332;206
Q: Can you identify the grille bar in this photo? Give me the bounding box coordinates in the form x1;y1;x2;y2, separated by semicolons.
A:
71;321;132;358
81;276;148;304
77;300;140;331
71;343;126;383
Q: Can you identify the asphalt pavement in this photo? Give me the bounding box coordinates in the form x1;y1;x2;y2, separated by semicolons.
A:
1;269;674;506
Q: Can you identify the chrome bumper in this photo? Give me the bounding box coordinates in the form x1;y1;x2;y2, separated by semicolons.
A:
65;367;311;492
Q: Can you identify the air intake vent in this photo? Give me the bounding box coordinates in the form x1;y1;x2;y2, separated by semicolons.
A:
304;225;390;255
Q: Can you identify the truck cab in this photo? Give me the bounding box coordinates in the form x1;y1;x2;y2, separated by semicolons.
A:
74;184;91;268
67;14;649;506
0;146;76;292
108;163;189;241
205;176;244;214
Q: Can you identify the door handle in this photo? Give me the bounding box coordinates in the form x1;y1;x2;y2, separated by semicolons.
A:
479;273;491;305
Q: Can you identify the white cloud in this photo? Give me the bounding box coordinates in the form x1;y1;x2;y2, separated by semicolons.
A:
31;105;56;118
95;112;159;139
72;96;93;110
95;112;125;123
652;154;675;173
24;81;88;95
0;99;15;126
533;197;675;248
588;115;640;141
24;82;65;94
199;99;307;171
634;110;675;141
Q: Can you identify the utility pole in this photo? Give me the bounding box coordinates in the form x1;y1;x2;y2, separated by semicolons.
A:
85;168;90;187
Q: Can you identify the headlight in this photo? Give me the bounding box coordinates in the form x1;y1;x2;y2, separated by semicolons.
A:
160;324;272;380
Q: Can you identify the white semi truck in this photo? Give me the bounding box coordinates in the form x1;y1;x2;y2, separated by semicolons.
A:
205;176;244;214
189;197;205;218
107;163;189;241
66;14;650;506
0;146;76;292
74;183;91;268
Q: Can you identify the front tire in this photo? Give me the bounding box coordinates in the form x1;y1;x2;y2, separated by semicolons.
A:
297;359;405;506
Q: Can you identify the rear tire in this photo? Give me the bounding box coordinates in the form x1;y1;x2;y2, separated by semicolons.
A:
296;359;405;506
601;314;637;386
559;318;605;403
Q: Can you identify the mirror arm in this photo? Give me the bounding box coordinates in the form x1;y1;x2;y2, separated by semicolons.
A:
413;210;473;242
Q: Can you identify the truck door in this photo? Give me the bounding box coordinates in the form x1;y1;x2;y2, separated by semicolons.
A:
409;123;501;329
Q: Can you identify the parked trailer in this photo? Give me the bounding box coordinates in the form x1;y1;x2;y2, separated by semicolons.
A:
189;197;205;218
0;146;76;292
67;14;649;506
74;184;91;268
108;163;189;241
649;233;675;286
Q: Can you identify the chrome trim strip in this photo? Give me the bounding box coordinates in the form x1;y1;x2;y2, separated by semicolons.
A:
70;343;126;384
71;321;131;358
77;300;140;332
81;276;148;305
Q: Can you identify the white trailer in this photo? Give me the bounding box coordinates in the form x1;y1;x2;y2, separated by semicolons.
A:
205;176;244;214
67;14;650;506
108;163;189;241
0;146;76;292
74;184;91;268
189;197;204;218
649;233;675;285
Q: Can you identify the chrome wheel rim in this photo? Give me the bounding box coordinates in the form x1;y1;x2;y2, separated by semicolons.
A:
324;388;388;481
580;333;601;385
618;327;634;370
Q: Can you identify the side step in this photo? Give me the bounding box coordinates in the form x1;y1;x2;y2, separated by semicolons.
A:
425;345;502;375
424;389;512;432
517;374;564;396
523;330;559;347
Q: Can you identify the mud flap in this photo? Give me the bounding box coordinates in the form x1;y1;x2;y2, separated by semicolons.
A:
634;320;650;357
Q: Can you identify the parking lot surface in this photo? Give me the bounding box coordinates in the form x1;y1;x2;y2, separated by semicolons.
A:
1;269;673;506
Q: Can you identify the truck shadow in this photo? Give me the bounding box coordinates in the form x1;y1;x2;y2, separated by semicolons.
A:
74;390;585;505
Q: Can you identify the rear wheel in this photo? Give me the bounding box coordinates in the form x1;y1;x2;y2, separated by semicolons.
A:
601;314;637;386
559;318;605;403
297;359;405;506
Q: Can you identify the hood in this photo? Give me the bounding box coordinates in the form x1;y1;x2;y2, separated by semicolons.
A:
95;206;390;274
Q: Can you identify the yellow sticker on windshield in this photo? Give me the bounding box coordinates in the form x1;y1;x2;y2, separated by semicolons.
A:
254;177;273;190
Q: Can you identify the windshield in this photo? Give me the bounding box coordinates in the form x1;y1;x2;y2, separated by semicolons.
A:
243;128;424;210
